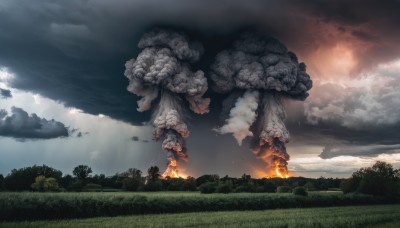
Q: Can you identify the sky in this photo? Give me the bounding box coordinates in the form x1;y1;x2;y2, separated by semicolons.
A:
1;0;400;178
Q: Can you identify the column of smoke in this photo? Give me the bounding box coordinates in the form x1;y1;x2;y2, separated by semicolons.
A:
211;32;312;177
124;29;210;178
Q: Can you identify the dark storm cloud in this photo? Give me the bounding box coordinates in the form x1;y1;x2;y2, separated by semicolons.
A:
0;88;11;98
1;0;399;125
293;0;400;72
0;107;69;139
0;0;399;159
320;144;400;159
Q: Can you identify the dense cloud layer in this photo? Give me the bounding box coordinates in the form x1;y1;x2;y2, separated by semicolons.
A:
0;0;399;165
0;0;399;124
0;88;11;98
0;107;69;139
320;144;400;159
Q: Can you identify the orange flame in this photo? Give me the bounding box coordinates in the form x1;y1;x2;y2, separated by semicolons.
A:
162;160;183;178
274;161;289;178
275;167;289;178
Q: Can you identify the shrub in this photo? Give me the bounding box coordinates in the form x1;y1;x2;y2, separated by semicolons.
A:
257;180;276;193
31;176;60;192
277;186;292;193
293;187;308;196
234;183;256;193
144;180;163;191
217;181;233;194
82;183;103;192
180;177;197;191
122;177;142;191
68;180;84;192
199;182;217;194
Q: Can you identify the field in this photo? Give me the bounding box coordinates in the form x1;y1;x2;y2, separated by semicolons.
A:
1;191;398;222
1;204;400;227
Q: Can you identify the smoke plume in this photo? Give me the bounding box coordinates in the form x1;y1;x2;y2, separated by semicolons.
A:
124;28;209;177
211;32;312;177
214;90;259;146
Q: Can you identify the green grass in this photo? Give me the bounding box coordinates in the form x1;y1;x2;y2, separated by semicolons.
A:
2;204;400;227
0;191;397;221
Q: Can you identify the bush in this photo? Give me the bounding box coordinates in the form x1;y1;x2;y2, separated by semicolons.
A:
234;183;256;193
293;187;308;196
68;180;84;192
144;180;163;192
180;178;197;191
217;182;233;194
82;183;103;192
257;180;276;193
122;178;142;191
31;176;60;192
277;186;292;193
199;182;217;194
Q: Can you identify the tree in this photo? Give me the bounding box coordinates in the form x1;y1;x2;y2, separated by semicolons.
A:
73;165;92;180
341;161;400;196
199;182;217;194
31;175;59;192
147;166;160;182
0;174;4;191
217;181;233;194
180;177;197;191
293;187;308;196
258;179;276;193
196;174;219;186
120;168;143;191
304;181;315;191
4;165;62;191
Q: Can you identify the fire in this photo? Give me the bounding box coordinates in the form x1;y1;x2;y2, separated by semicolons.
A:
274;161;289;178
162;160;187;178
275;167;289;178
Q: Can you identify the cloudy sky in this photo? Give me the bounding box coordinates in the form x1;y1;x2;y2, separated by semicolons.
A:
1;0;400;178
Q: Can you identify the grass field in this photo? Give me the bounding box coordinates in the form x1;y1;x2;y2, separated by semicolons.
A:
1;191;397;221
1;204;400;227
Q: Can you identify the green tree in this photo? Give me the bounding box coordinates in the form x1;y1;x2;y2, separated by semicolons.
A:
304;181;315;191
258;180;276;193
0;174;4;191
293;187;308;196
341;161;400;196
31;175;59;192
217;181;233;194
196;174;219;186
180;177;197;191
73;165;92;180
199;182;217;194
4;165;62;191
147;166;160;182
120;168;143;191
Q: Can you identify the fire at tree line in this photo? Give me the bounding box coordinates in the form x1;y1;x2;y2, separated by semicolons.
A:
0;161;399;196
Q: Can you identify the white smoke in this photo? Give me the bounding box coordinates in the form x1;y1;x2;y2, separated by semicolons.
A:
214;90;259;145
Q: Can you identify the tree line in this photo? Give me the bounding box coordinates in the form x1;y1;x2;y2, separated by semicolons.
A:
0;164;341;193
0;161;398;196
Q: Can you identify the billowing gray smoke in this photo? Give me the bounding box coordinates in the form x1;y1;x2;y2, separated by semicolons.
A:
211;32;312;176
125;28;210;177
